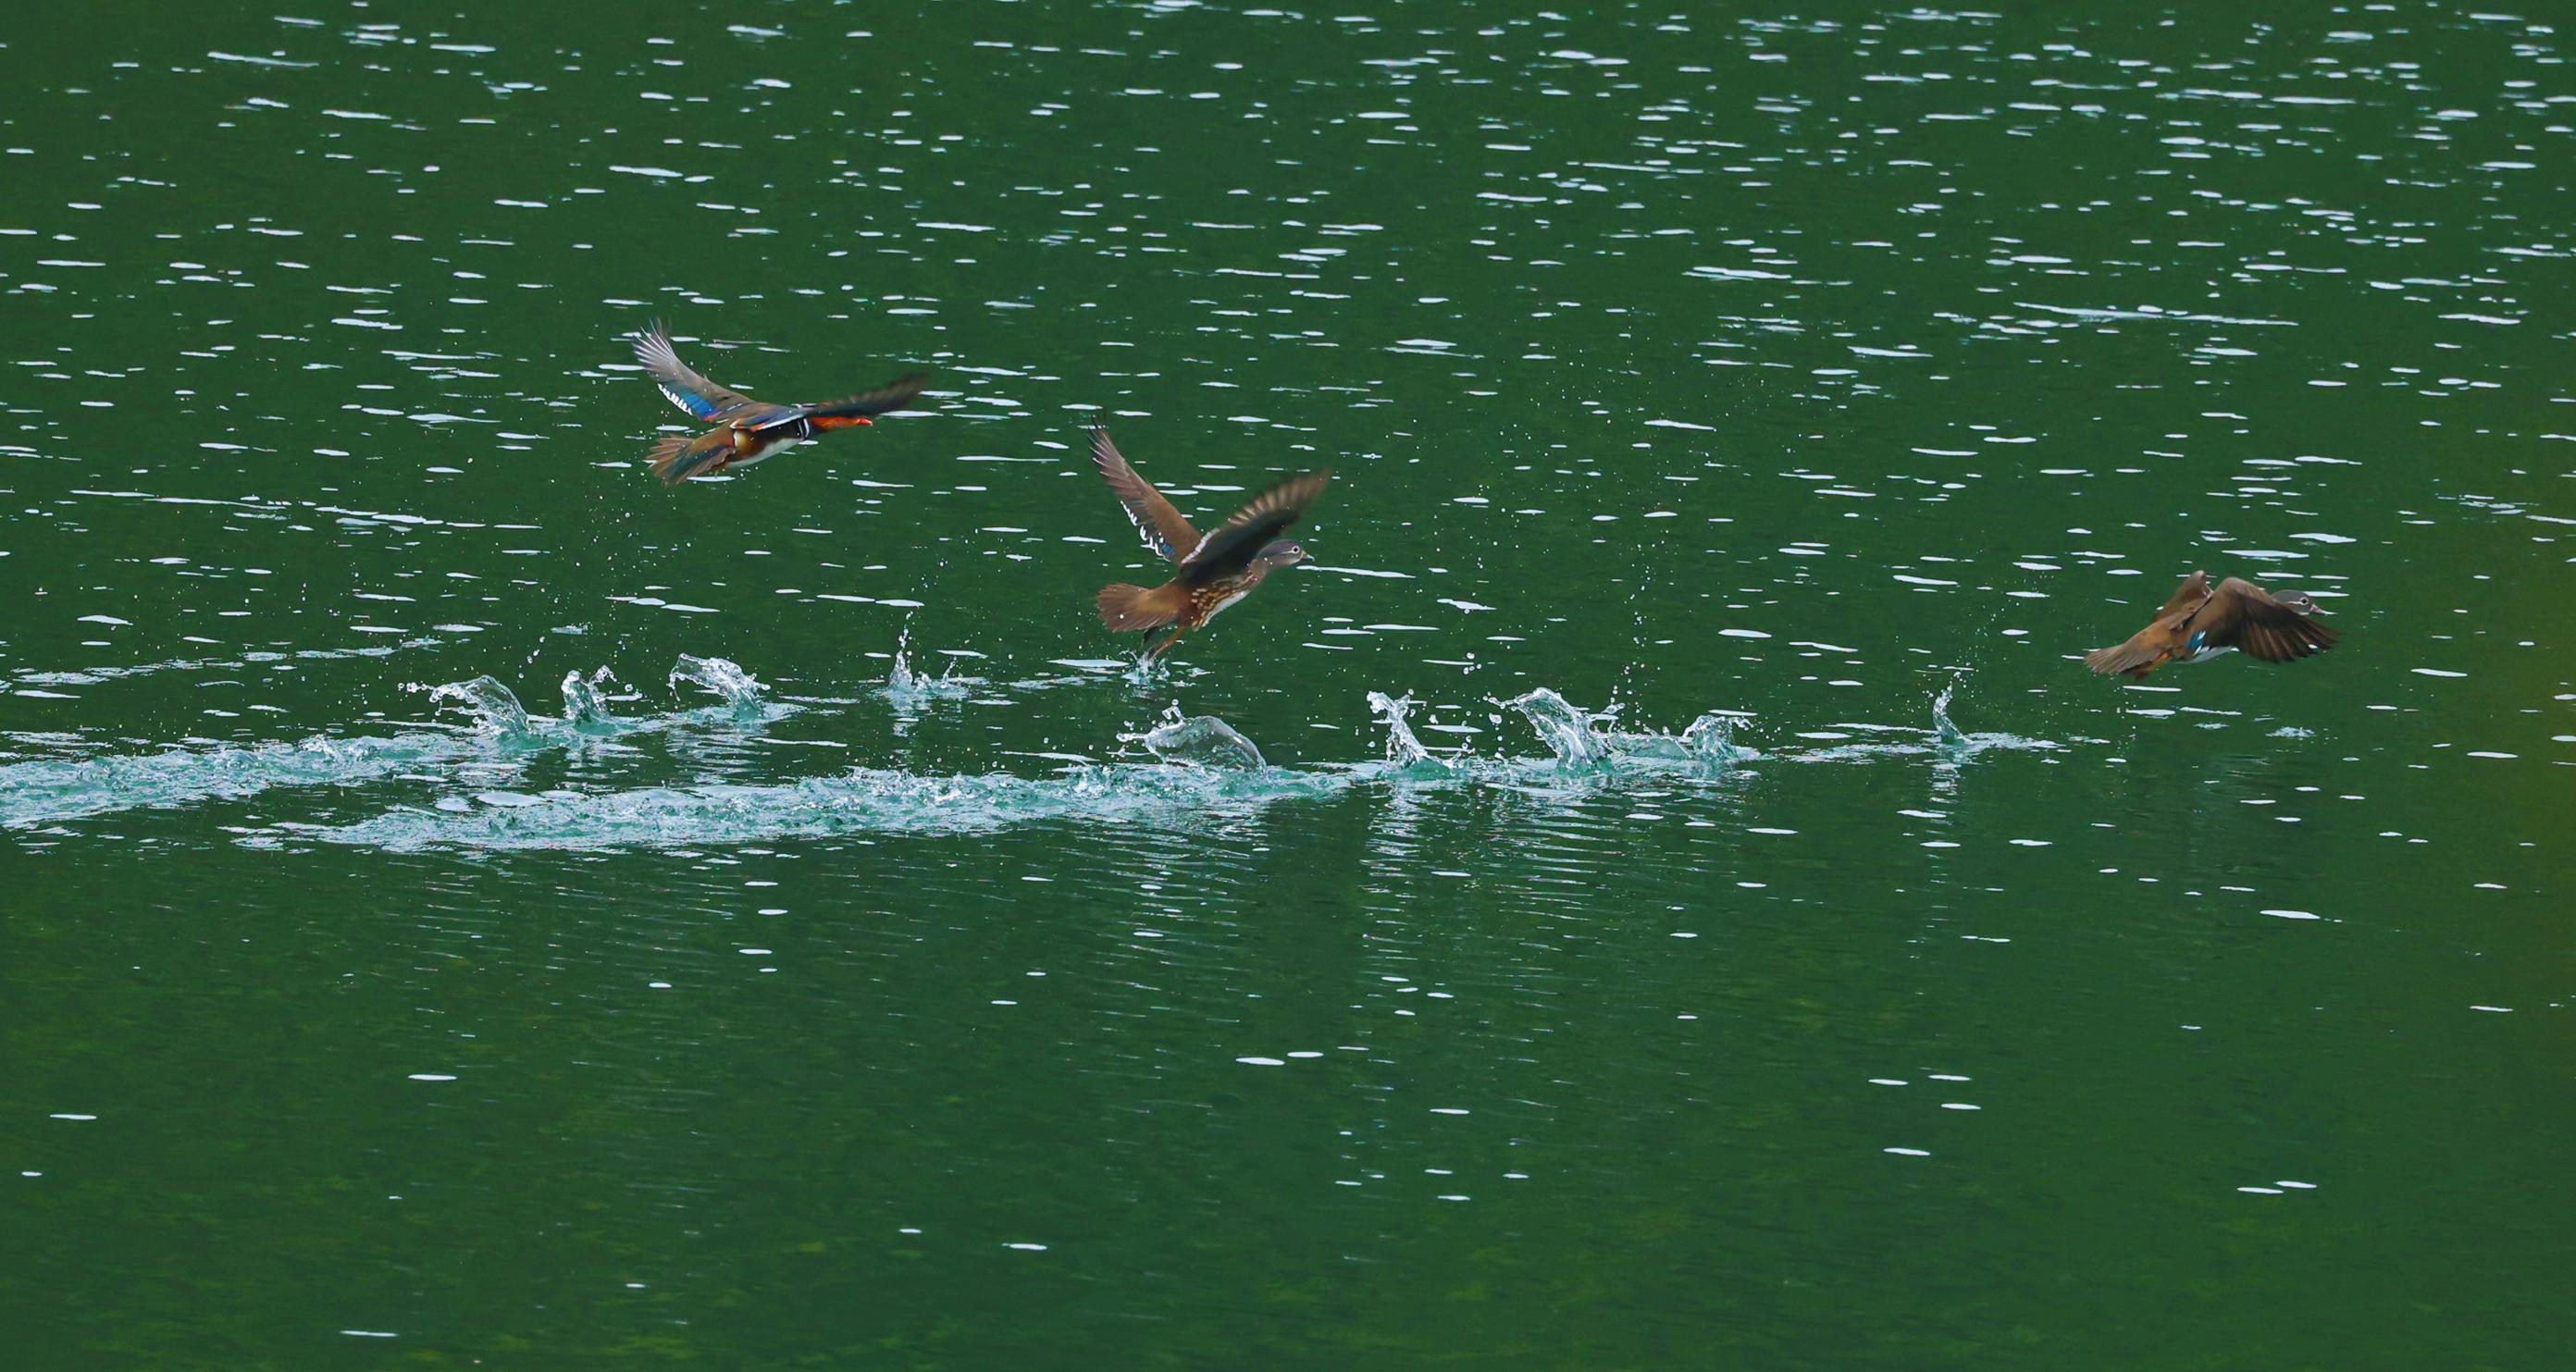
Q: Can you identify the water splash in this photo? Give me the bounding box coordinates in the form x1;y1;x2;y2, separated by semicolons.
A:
1508;688;1612;769
425;676;536;743
1552;708;1759;769
560;668;621;731
16;676;2088;847
1;678;781;832
1792;684;2061;763
254;679;2101;855
669;655;765;718
5;652;824;833
1368;691;1443;769
1931;683;1970;753
1679;711;1755;765
1120;635;1184;685
884;638;977;708
279;719;1781;854
1131;708;1267;770
1924;685;2062;760
6;675;541;828
885;624;929;697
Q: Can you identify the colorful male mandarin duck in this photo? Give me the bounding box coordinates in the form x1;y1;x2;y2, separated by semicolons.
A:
2086;570;2339;680
1089;426;1330;663
629;320;927;486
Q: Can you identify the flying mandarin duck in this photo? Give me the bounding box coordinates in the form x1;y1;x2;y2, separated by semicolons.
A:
2086;571;2339;680
1089;426;1330;663
629;320;927;486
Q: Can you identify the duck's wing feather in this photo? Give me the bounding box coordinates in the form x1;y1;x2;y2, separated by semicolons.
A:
2086;572;2213;676
1182;470;1330;585
2155;570;2213;620
803;373;931;423
632;321;756;422
2204;577;2340;663
1091;426;1202;563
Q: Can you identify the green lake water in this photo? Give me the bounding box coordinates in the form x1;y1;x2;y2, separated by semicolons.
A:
5;2;2572;1366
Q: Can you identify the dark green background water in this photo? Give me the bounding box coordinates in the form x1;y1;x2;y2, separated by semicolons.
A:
6;2;2571;1366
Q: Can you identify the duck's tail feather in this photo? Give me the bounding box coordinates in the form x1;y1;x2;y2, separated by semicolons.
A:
1096;582;1188;632
647;434;718;486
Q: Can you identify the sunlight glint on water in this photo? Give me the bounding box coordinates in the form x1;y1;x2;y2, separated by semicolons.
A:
4;3;2570;1366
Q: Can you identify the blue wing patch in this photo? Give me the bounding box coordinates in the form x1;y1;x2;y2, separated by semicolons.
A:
632;322;750;422
659;381;722;422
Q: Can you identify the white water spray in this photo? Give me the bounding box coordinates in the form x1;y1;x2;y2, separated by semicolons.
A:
560;668;622;730
1130;706;1268;770
425;676;536;743
1367;691;1441;768
668;655;766;718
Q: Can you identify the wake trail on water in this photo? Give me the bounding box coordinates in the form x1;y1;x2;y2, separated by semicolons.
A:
1;656;777;831
1783;685;2062;764
2;729;484;830
6;651;2065;847
267;689;1785;853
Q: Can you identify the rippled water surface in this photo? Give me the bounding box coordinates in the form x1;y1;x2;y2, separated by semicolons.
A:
6;3;2572;1366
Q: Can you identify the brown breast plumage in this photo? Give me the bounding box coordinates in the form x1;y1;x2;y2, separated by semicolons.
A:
1182;581;1254;629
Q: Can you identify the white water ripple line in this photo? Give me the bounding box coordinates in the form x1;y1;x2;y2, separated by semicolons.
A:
10;684;2062;846
271;698;1788;853
267;749;1764;854
279;764;1378;852
0;730;479;829
0;662;785;830
10;636;450;691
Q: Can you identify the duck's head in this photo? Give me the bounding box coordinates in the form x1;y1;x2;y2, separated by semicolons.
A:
2275;590;2324;616
1257;538;1310;569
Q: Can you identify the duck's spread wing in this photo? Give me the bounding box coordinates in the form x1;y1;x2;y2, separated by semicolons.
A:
1091;426;1202;563
1182;470;1331;584
2086;572;2214;676
633;321;756;422
2205;577;2339;663
2154;570;2213;620
804;373;931;423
